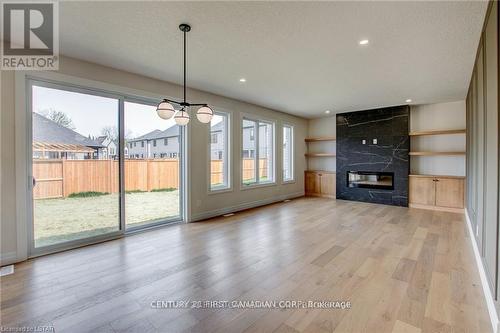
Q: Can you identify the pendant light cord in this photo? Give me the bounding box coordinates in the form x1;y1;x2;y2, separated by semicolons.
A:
183;29;186;104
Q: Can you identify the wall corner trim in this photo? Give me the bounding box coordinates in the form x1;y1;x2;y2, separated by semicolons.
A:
465;210;499;333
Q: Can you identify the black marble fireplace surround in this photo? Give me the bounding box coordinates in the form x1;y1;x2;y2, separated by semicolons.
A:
336;105;409;206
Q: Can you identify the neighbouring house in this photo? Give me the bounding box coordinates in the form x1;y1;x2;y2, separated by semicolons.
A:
127;122;272;161
95;136;118;160
33;112;104;160
127;126;180;159
210;121;225;160
241;122;272;159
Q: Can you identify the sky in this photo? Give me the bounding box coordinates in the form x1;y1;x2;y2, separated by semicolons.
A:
33;85;222;140
33;85;176;139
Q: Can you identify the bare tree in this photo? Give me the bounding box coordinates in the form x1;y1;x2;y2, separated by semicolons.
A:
39;108;76;130
101;126;132;143
101;126;118;141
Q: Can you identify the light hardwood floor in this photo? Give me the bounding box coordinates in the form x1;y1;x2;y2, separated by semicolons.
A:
0;197;492;333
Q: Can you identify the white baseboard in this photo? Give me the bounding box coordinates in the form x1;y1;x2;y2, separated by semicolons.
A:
0;252;18;267
464;210;499;333
190;191;305;222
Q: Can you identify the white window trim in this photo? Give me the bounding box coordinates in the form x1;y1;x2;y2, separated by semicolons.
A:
208;110;232;194
240;114;276;189
282;124;295;184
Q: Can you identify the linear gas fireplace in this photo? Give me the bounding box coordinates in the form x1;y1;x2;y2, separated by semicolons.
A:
336;106;408;206
347;171;394;190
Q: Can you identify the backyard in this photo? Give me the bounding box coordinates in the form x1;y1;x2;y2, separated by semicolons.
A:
34;190;179;247
32;158;266;247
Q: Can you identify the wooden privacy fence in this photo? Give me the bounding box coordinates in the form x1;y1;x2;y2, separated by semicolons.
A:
33;158;268;199
210;159;268;185
33;159;179;199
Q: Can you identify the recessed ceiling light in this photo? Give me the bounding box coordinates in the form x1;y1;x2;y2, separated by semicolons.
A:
239;78;246;83
406;99;412;103
325;110;331;114
359;39;369;45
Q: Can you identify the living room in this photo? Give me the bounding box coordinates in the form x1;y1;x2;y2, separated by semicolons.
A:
1;1;499;332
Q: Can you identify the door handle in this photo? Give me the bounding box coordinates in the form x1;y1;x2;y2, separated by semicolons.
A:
32;177;36;187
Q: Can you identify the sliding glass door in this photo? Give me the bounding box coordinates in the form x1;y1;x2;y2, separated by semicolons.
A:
124;100;182;229
31;83;121;249
29;80;184;255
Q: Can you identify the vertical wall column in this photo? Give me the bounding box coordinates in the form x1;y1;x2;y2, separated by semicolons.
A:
466;0;499;314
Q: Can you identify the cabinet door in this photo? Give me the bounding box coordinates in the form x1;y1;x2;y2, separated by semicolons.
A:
409;177;435;206
305;172;320;196
435;178;464;208
320;173;336;198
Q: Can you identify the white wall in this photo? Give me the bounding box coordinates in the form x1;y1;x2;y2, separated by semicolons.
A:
410;101;466;176
307;117;336;172
0;56;307;265
1;70;18;263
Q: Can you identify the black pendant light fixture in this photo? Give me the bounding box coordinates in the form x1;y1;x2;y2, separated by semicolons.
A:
156;24;213;125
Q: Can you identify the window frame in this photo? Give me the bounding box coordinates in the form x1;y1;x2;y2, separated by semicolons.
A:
241;115;276;189
282;124;295;184
208;110;232;193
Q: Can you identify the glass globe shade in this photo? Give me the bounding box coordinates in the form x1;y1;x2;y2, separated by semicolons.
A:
174;109;190;126
156;101;176;120
196;106;213;123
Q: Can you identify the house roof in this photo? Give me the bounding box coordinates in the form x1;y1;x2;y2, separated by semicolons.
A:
96;135;108;145
33;112;103;148
130;126;179;142
210;121;224;133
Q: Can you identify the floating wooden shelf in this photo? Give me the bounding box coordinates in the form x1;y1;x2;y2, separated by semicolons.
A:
409;129;466;136
305;153;336;157
305;137;336;142
409;151;466;156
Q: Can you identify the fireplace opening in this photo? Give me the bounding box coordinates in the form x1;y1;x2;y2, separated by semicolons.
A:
347;171;394;190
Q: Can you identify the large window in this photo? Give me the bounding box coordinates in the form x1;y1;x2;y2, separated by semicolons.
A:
242;117;274;186
210;112;230;190
283;125;294;182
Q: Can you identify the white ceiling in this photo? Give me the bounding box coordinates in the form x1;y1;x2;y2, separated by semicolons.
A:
59;1;487;118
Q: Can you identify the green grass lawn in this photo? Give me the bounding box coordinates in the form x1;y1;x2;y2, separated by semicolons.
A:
34;190;180;247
